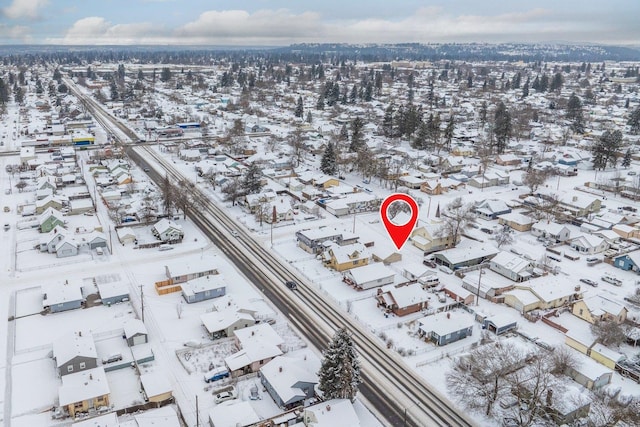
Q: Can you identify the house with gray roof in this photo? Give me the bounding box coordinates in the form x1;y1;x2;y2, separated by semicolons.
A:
260;356;318;409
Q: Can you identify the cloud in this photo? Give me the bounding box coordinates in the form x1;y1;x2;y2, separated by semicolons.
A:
48;17;167;45
0;23;31;41
46;7;638;46
174;9;324;44
3;0;49;20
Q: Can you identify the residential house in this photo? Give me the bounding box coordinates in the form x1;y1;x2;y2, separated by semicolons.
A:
536;191;601;219
323;192;382;217
260;356;318;409
59;367;110;418
371;244;402;264
531;222;571;242
474;199;511;220
322;243;369;272
181;274;226;304
201;310;256;340
568;234;609;254
39;206;65;233
164;257;219;284
123;319;148;346
612;223;640;239
495;154;521;166
40;226;68;253
53;331;98;376
572;295;628;324
139;373;173;404
468;170;510;189
398;175;425;189
342;263;395;290
303;399;361;427
208;401;261;427
441;156;476;173
612;252;640;273
418;311;474;346
489;251;533;282
295;229;359;254
36;195;65;215
410;221;459;253
420;180;444;195
225;324;284;376
43;281;84;313
433;244;499;270
498;212;535;232
152;218;184;242
376;282;430;316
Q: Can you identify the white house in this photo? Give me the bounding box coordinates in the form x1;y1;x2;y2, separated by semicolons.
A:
342;263;395;290
531;222;571;242
568;234;609;254
152;218;184;242
489;251;534;282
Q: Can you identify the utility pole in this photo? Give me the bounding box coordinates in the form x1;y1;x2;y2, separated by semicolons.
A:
139;284;144;323
195;395;199;427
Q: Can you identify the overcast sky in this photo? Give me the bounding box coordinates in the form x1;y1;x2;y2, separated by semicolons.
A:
1;0;638;46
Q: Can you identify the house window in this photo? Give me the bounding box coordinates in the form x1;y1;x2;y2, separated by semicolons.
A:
79;362;86;369
353;261;358;265
579;309;583;316
67;365;74;373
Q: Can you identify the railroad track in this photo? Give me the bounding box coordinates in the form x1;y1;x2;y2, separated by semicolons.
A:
65;77;475;427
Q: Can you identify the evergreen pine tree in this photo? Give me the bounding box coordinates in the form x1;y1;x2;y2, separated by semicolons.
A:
628;106;640;134
566;93;585;134
339;124;349;142
316;93;325;111
294;96;303;118
348;118;365;152
539;73;549;92
522;80;529;98
320;141;338;175
241;162;263;194
382;103;395;137
317;328;361;402
493;101;512;154
622;148;632;168
444;115;455;151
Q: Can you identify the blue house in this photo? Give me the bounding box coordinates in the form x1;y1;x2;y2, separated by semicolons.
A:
418;311;474;346
474;199;511;220
43;281;84;313
483;313;518;335
613;252;640;273
181;275;226;304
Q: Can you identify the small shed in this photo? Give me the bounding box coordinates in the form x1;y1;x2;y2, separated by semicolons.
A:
139;373;172;403
566;353;612;390
123;319;148;346
181;275;226;304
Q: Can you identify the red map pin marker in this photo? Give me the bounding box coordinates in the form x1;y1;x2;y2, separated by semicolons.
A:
380;193;419;250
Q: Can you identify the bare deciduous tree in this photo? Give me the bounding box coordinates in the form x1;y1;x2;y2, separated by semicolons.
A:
591;319;626;347
436;197;476;247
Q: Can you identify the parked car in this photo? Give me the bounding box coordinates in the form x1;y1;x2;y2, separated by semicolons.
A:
580;278;598;287
601;274;622;286
586;257;599;263
3;223;9;231
230;230;239;237
102;353;123;364
438;265;454;275
158;244;174;251
214;390;237;404
480;227;493;234
204;367;230;383
285;280;298;290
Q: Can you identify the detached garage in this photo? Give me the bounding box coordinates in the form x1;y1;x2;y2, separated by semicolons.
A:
123;319;148;346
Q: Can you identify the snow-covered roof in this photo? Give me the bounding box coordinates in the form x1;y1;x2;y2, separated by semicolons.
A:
134;406;181;427
140;372;172;397
260;356;318;404
96;281;129;300
59;367;109;406
224;342;282;371
304;399;361;427
201;310;255;333
490;251;532;274
53;331;97;367
72;412;119;427
503;288;540;306
181;274;226;298
344;262;395;285
123;318;147;339
382;282;429;307
43;281;83;308
583;295;626;316
234;323;283;348
153;218;182;235
207;401;261;427
497;212;534;225
418;310;474;336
